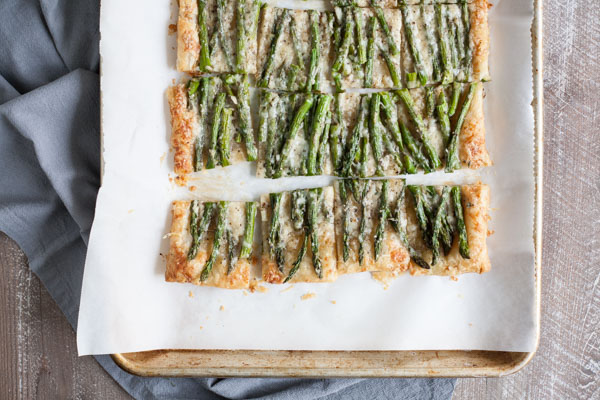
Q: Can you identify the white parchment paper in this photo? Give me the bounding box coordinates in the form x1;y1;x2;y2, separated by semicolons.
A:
77;0;537;355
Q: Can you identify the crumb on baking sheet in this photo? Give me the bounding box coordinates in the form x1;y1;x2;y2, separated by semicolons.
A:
168;24;177;34
301;292;316;301
450;276;458;282
127;209;134;214
242;290;248;296
330;300;336;304
160;152;167;165
188;291;194;298
280;285;294;293
249;279;268;293
199;326;203;330
219;305;225;311
189;185;197;191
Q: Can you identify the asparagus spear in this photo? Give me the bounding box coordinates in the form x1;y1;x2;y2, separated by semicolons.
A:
368;93;384;176
341;96;368;177
329;124;342;172
339;180;351;262
379;45;401;88
291;190;307;231
436;90;451;146
446;82;477;172
317;111;332;174
289;18;305;78
400;121;430;172
219;107;233;166
372;5;399;56
258;10;290;88
197;0;211;70
449;18;459;70
390;188;430;269
382;131;406;173
359;135;369;178
431;187;450;265
239;202;257;259
308;188;323;278
284;230;308;283
332;15;354;90
358;180;370;266
237;75;257;161
200;201;228;281
306;11;321;92
452;186;470;259
400;6;427;87
364;16;376;88
258;91;272;142
274;95;315;178
374;180;390;260
206;92;226;169
408;185;430;246
194;78;210;171
435;4;453;84
448;82;461;116
425;86;436;118
264;95;280;177
187;200;200;260
353;8;367;65
235;0;246;73
216;0;234;70
461;0;472;80
187;79;200;105
247;0;262;41
268;193;285;272
226;228;238;275
397;89;441;170
307;95;333;175
424;186;453;252
421;4;442;82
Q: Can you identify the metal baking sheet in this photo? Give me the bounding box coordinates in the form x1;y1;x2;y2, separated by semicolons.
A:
108;0;543;377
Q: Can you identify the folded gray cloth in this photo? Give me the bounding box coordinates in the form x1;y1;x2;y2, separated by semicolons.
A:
0;1;455;399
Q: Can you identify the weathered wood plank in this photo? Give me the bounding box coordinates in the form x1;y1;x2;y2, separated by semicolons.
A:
0;233;131;399
454;0;600;398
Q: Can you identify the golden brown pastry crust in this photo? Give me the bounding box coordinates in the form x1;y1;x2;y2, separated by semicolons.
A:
334;180;410;275
167;84;197;178
409;183;491;276
460;83;491;169
470;0;491;82
177;0;201;73
166;201;258;289
260;188;337;284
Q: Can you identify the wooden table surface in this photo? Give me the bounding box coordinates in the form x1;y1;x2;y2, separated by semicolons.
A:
1;0;598;398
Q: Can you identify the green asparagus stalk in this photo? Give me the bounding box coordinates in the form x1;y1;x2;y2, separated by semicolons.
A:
400;121;430;172
332;15;354;88
188;202;215;260
339;180;351;262
306;11;321;92
201;201;228;281
226;228;238;275
451;186;470;259
219;107;233;166
329;124;342;172
364;16;376;88
291;190;306;231
390;189;430;269
317;111;332;174
448;82;461;116
461;0;472;80
197;0;211;70
187;79;200;104
284;230;308;283
206;92;226;169
216;0;234;70
379;45;401;88
408;185;430;245
258;91;272;142
289;17;305;73
446;82;477;172
358;180;370;265
435;4;453;85
248;0;262;41
368;93;384;176
237;75;257;161
235;0;246;73
307;95;333;175
308;189;323;278
264;95;280;177
424;186;453;253
359;135;369;178
397;89;441;170
341;96;368;177
374;180;390;260
239;202;257;259
372;5;399;55
194;78;210;171
426;86;436;118
431;187;450;265
400;6;427;87
449;19;459;70
421;4;441;82
436;90;451;146
353;8;367;65
274;95;315;178
187;200;200;260
382;132;405;173
259;10;290;88
268;193;285;272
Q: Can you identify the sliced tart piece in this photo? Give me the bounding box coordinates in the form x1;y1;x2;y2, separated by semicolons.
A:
404;182;491;276
176;0;259;74
166;200;260;289
260;187;338;284
334;179;412;275
167;75;257;180
257;7;332;91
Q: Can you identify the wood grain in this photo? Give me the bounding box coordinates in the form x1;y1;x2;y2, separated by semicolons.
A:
454;0;600;398
0;0;598;398
0;233;130;399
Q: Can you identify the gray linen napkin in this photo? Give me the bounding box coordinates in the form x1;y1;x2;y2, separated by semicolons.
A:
0;1;455;398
